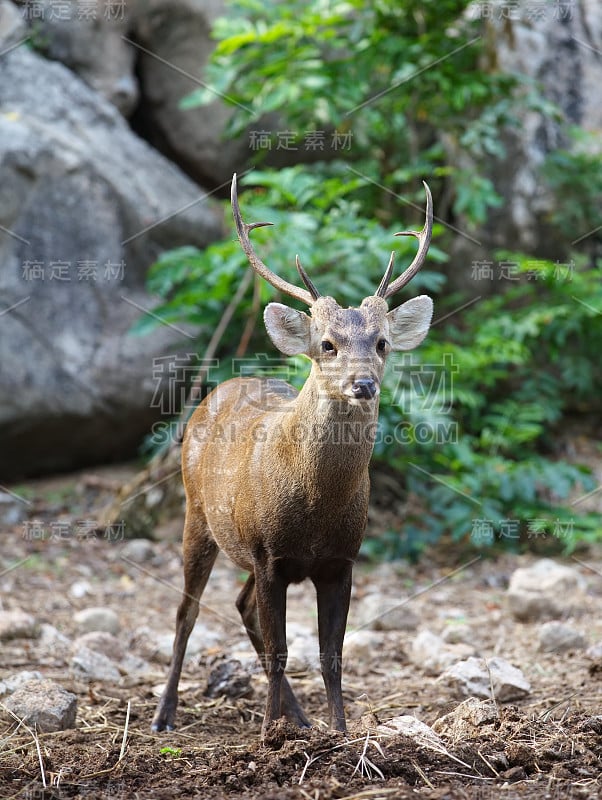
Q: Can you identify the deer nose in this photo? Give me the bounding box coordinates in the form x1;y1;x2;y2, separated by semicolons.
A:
351;379;377;399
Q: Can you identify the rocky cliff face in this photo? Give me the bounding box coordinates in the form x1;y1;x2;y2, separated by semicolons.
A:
448;0;602;283
0;16;222;479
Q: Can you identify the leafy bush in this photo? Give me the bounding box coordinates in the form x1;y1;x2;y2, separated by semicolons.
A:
135;0;602;556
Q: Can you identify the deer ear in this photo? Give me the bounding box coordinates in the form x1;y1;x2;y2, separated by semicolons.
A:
264;303;312;356
386;295;433;351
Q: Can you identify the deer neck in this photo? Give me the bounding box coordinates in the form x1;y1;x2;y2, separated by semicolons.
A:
271;369;379;497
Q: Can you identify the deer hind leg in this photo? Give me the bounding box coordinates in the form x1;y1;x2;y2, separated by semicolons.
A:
236;573;311;730
152;510;218;732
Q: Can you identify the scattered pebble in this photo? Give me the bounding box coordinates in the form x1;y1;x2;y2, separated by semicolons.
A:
204;659;253;699
0;671;44;697
410;630;475;676
586;642;602;660
152;624;222;664
287;634;320;672
0;492;27;525
74;607;120;635
432;697;498;743
507;559;585;622
441;623;473;645
0;609;39;641
4;679;77;732
538;621;587;653
70;580;93;599
71;646;122;682
343;630;388;667
440;656;531;701
355;593;420;632
38;623;71;650
377;715;444;752
120;538;156;563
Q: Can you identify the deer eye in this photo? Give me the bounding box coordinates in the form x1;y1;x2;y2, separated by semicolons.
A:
377;339;388;352
321;340;336;353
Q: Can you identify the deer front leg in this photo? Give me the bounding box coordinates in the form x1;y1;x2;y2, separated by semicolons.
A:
313;559;353;732
253;556;289;739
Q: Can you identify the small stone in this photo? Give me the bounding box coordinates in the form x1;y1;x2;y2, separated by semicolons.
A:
153;623;222;663
586;642;602;660
538;621;587;653
0;492;27;525
410;630;475;676
343;630;387;666
0;671;44;696
120;538;155;563
204;659;253;699
355;593;420;632
440;656;531;701
74;631;126;661
71;646;122;682
441;623;473;645
74;607;120;635
432;697;498;742
70;580;93;599
4;679;77;732
507;559;585;622
38;623;71;649
0;609;39;640
287;635;320;672
377;715;444;751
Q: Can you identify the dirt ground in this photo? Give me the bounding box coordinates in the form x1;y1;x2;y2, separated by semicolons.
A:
1;466;602;800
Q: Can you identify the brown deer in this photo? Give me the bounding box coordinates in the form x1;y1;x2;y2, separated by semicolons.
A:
151;174;434;739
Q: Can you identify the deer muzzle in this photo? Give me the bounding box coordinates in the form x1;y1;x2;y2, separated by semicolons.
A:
350;378;378;400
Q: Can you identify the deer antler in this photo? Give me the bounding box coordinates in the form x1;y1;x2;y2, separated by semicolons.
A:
375;182;433;300
231;173;320;306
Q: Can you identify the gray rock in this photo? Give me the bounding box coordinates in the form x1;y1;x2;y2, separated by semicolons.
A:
16;0;138;115
0;45;222;481
0;670;44;697
120;538;156;563
153;623;222;664
71;646;122;682
74;607;120;635
538;621;587;653
134;0;248;186
38;623;71;650
410;630;475;676
343;630;387;667
377;715;445;752
287;634;320;672
432;697;498;743
4;679;77;732
204;659;253;699
440;656;531;702
447;0;602;284
70;580;93;599
507;560;585;621
355;593;420;632
73;631;127;661
0;609;39;641
0;490;27;526
0;0;25;49
441;623;473;645
586;642;602;660
72;632;150;679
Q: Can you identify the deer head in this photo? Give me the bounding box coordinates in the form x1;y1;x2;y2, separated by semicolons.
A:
232;174;434;404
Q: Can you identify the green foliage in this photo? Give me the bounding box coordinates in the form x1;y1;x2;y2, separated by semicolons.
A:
543;127;602;260
184;0;517;228
159;746;183;758
137;0;602;557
